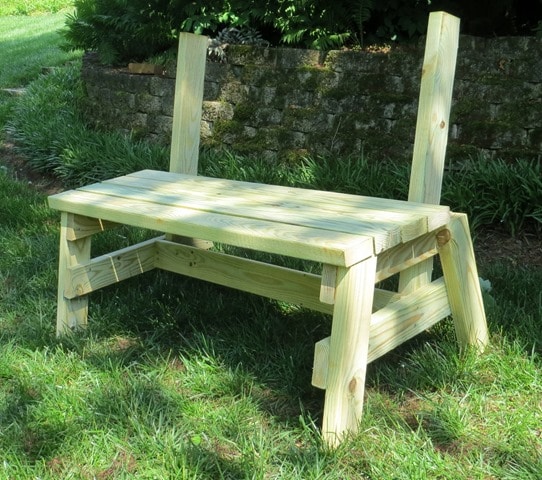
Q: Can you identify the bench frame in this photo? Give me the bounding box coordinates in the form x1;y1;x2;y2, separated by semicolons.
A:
49;12;489;447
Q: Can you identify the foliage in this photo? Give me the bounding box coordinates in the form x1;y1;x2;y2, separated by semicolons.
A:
62;0;542;64
352;0;374;46
442;157;542;236
366;0;432;43
265;0;352;50
6;64;84;172
0;93;15;129
62;0;180;65
208;27;269;62
6;63;167;186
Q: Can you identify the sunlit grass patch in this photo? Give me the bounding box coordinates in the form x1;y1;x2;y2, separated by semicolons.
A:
0;0;73;16
0;13;80;89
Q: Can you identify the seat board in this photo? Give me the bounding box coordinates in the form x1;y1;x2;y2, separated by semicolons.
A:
49;169;451;263
49;189;374;267
128;169;451;231
80;183;418;251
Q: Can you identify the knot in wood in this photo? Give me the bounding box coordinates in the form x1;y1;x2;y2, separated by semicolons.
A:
348;377;357;394
436;229;451;247
439;120;446;129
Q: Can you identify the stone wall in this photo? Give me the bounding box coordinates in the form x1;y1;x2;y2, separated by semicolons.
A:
82;34;542;163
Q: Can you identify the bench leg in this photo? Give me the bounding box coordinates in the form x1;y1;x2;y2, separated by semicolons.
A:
322;256;377;448
56;212;91;336
439;213;489;350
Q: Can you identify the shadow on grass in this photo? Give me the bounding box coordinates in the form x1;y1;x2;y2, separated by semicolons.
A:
3;245;541;479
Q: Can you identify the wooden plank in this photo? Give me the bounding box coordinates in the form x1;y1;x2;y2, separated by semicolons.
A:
83;173;451;254
155;239;333;314
372;288;402;310
322;256;377;447
60;232;406;315
165;235;214;250
48;190;374;267
107;172;432;223
375;229;439;283
56;212;91;335
64;237;158;299
439;213;489;349
399;11;460;293
408;11;460;205
121;170;451;233
368;277;451;361
319;266;400;309
312;277;451;389
169;33;208;175
80;181;414;252
167;32;209;248
155;240;397;313
64;214;119;240
312;337;330;390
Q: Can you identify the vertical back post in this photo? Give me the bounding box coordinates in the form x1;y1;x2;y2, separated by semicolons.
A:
169;32;208;175
408;11;459;204
399;11;460;293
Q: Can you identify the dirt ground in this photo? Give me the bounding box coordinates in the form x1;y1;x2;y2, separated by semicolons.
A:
1;140;63;195
1;140;541;269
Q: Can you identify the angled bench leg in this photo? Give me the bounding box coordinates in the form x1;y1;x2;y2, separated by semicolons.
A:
439;213;489;350
56;212;92;336
322;256;377;447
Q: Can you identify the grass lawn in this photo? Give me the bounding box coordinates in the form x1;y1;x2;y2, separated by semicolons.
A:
1;156;541;479
0;7;80;131
0;13;78;89
1;163;541;479
1;9;542;480
0;0;72;16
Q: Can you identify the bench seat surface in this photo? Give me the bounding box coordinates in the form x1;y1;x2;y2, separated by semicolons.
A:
48;169;450;266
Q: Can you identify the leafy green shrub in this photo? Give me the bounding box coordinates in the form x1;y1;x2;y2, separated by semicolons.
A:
0;93;16;130
287;154;409;199
62;0;181;65
62;0;540;65
199;148;409;200
62;0;427;62
54;132;168;186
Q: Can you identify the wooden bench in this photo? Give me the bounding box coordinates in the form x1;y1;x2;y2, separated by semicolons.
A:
48;11;489;447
